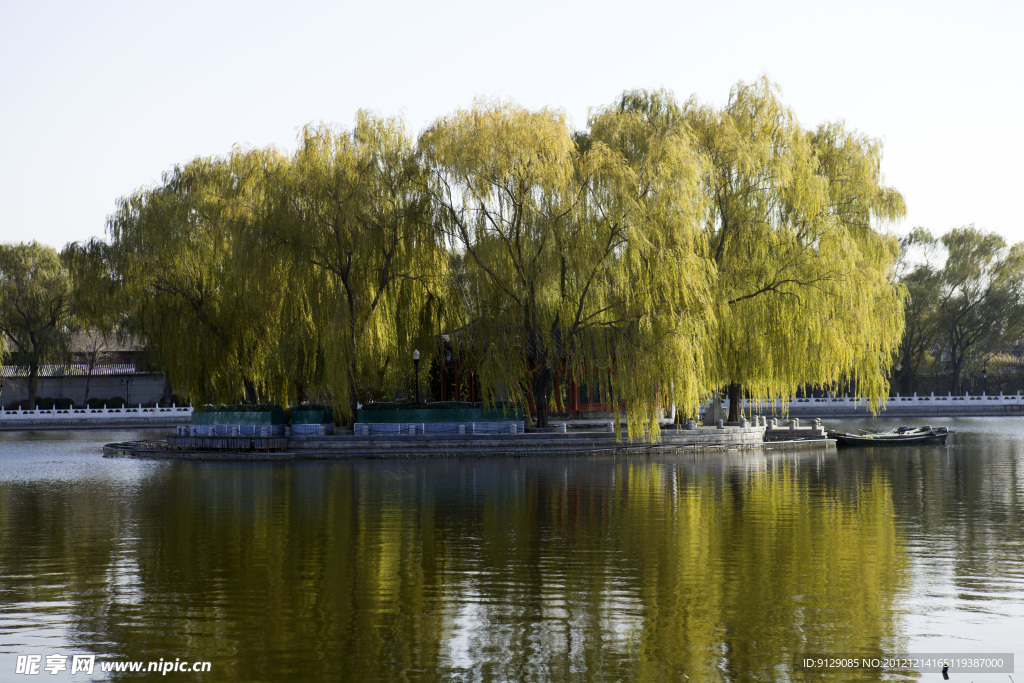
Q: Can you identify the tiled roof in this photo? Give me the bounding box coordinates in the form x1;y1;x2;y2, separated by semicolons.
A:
1;364;137;378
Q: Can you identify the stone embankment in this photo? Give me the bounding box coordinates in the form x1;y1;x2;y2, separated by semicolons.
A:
105;421;832;460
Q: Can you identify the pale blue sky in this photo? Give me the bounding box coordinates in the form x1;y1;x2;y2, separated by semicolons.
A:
1;0;1021;249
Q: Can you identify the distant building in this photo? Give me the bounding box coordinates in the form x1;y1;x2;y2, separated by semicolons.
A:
1;331;167;407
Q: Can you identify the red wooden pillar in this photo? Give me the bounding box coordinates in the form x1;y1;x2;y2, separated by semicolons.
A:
454;361;462;402
569;375;579;420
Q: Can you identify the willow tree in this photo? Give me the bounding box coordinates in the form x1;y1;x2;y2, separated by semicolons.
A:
805;120;906;400
420;99;713;434
268;113;448;423
893;228;943;393
586;91;716;435
106;148;297;405
920;227;1024;393
684;78;905;420
0;242;74;408
62;239;128;402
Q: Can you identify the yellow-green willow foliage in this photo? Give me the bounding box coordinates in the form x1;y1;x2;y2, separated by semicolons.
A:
0;242;74;408
61;239;120;338
588;92;716;435
106;148;297;404
420;99;714;435
96;80;907;427
273;113;449;422
684;78;905;418
619;460;908;681
61;239;137;403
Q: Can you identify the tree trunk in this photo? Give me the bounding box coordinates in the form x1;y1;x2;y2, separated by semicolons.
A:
533;365;551;428
950;359;963;395
161;375;173;407
348;346;361;428
242;377;260;404
27;362;38;410
83;350;97;404
900;368;914;396
349;393;359;429
727;382;742;422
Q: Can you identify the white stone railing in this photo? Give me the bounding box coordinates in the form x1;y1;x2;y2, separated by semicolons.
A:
727;392;1024;410
0;404;193;421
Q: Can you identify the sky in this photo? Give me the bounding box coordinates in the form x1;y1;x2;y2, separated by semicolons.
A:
1;0;1021;250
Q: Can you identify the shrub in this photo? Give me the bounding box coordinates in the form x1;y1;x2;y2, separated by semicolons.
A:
293;402;335;412
1;398;78;410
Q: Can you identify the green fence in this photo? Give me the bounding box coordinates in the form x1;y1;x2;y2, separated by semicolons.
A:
192;405;286;425
291;406;334;424
357;402;522;423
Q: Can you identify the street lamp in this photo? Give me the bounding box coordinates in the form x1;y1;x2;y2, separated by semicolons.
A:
121;377;134;406
413;349;420;403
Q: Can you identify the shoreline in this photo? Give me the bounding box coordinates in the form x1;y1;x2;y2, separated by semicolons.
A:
103;425;835;460
0;416;190;431
4;394;1022;431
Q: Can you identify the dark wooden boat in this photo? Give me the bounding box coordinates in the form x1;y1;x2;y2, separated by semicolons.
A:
827;425;949;446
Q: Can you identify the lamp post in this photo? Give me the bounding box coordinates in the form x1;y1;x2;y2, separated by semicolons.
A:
984;362;988;395
413;349;420;404
121;377;134;405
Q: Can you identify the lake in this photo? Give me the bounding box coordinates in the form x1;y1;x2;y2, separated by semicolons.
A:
1;419;1022;681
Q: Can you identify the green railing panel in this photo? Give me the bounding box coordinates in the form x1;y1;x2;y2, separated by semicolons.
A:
192;405;286;425
357;404;522;423
291;408;334;424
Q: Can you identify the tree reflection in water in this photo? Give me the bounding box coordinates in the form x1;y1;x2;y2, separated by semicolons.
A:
0;449;919;682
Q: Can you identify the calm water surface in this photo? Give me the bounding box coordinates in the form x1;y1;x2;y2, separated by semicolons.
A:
0;420;1022;681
